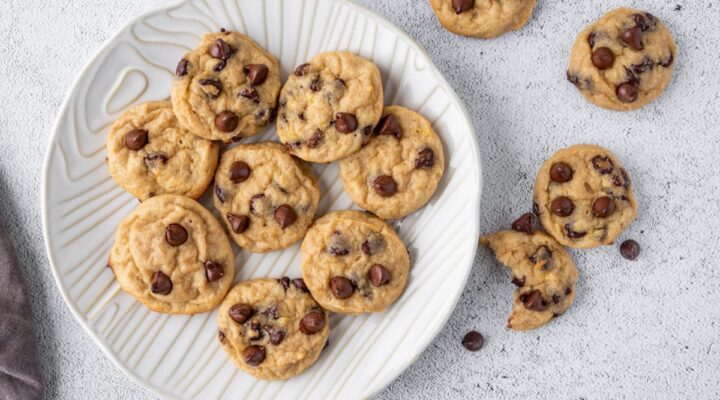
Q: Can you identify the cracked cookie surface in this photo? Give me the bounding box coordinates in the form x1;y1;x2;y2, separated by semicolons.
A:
171;31;281;142
480;230;579;331
106;101;219;201
108;195;235;314
429;0;536;38
533;144;637;248
567;8;676;111
300;211;409;314
276;51;384;163
216;278;329;380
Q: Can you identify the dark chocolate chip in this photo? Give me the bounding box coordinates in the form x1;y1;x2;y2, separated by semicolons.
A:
622;27;643;51
552;294;561;304
511;213;536;235
213;59;227;72
461;331;484;351
520;289;547;312
309;77;321;92
335;113;358;133
165;223;188;246
661;53;674;68
452;0;475;14
591;47;615;70
294;63;310;76
299;311;325;335
361;233;384;256
377;114;402;138
263;325;286;345
124;129;148;151
218;330;226;344
620;239;640;260
243;345;266;366
591;155;614;174
151;271;172;295
260;304;280;319
143;154;167;168
229;303;254;324
278;277;290;292
633;13;654;31
617;82;639;103
240;87;259;102
551;197;575;217
292;278;309;292
214;184;227;203
327;231;350;256
369;264;390;287
588;32;597;48
229;161;251;183
226;213;249;234
204;260;224;282
199;78;223;99
307;130;323;148
274;204;297;229
373;175;397;197
215;111;238;132
550;162;574;183
532;202;541;216
244;64;269;86
176;59;189;77
210;38;232;60
633;57;654;74
565;224;587;239
249;194;265;214
415;148;435;169
330;276;354;299
566;71;580;86
592;196;616;218
511;276;526;287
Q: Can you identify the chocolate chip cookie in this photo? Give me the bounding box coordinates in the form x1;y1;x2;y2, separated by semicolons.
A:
276;51;384;163
429;0;537;38
480;230;579;331
108;194;235;314
213;142;320;253
300;210;409;314
567;8;677;111
533;144;637;248
216;278;329;380
172;31;281;142
338;106;445;220
106;101;219;201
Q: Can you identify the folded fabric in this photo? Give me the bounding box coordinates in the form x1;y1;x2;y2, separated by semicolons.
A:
0;214;44;400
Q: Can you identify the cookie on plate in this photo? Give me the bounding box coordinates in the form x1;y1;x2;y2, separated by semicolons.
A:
213;142;320;253
480;230;579;331
277;51;384;163
567;8;677;111
106;101;219;201
428;0;537;38
338;106;445;220
172;31;281;142
108;194;234;314
300;210;409;314
216;278;329;380
533;144;637;248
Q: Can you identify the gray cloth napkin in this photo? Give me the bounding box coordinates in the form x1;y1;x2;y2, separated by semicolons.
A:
0;215;43;400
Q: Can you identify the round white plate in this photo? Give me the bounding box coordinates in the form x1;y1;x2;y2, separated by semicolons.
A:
41;0;482;398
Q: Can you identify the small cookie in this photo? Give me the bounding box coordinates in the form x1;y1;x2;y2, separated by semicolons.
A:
106;101;219;201
108;195;234;314
277;51;384;163
567;8;677;111
480;230;579;331
216;278;329;380
300;211;409;314
172;31;281;142
533;144;637;248
429;0;537;38
213;142;320;253
338;106;445;220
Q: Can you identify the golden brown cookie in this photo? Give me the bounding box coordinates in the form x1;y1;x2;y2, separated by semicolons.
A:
429;0;536;38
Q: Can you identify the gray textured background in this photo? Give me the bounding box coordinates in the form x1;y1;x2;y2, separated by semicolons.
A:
1;0;719;398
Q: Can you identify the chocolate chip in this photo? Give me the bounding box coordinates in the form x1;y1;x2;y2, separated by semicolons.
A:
566;71;580;86
565;224;587;239
511;213;536;235
591;155;614;174
633;13;654;31
213;59;227;72
297;112;305;121
552;294;561;304
274;204;297;229
529;245;553;270
551;197;574;217
210;38;232;60
248;321;263;341
214;184;227;203
532;202;541;216
226;213;249;234
369;264;390;287
240;87;259;102
461;331;484;351
243;345;266;366
620;239;640;260
249;194;265;214
616;82;639;103
124;129;148;151
299;311;325;335
588;32;597;48
415;148;435;169
229;303;254;324
327;231;349;256
176;59;189;77
592;196;616;218
452;0;474;14
591;47;615;70
632;57;654;74
199;78;223;99
361;233;384;255
661;53;674;68
215;111;238;132
264;326;286;345
614;169;631;188
294;63;310;76
622;27;643;51
310;77;321;92
244;64;269;86
229;161;251;183
511;276;525;287
260;304;280;319
373;175;397;197
520;289;547;312
218;330;226;344
151;271;172;295
165;223;188;246
292;278;309;292
307;130;323;148
203;260;224;282
330;276;354;299
278;277;290;292
143;154;167;168
335;113;358;133
377;114;402;138
565;287;572;295
550;162;573;183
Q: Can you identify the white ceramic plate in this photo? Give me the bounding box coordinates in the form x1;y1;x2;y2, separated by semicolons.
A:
41;0;482;398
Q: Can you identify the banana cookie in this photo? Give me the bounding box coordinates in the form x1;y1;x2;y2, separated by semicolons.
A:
533;144;637;249
480;230;579;331
106;101;219;201
213;142;320;253
567;8;677;111
338;106;445;220
277;51;384;163
216;278;329;380
300;211;409;314
108;195;235;314
172;30;281;142
429;0;537;38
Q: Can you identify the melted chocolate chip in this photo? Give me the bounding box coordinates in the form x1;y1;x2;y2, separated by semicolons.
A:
361;233;384;256
294;63;310;76
307;130;323;148
144;154;167;168
240;87;259;102
461;331;484;351
176;59;189;77
591;155;614;174
199;78;223;99
264;325;286;345
327;231;350;256
565;224;587;239
244;64;269;86
335;113;358;133
415;148;435;169
330;276;354;299
229;161;251;183
204;260;224;282
226;213;249;234
151;271;172;295
299;311;325;335
229;303;254;324
213;59;227;72
249;194;265;214
274;204;297;229
292;278;309;292
511;276;526;287
310;77;321;92
551;197;575;217
369;264;390;287
165;223;188;246
661;53;674;68
520;289;547;311
373;175;397;197
511;213;536;235
124;129;148;151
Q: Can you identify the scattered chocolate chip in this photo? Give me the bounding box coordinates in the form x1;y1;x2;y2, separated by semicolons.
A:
213;59;227;72
278;277;290;291
415;148;435;169
591;47;615;70
214;184;227;203
633;13;654;31
330;276;354;299
264;326;286;345
452;0;474;14
307;130;323;148
661;53;674;68
622;27;643;51
615;169;631;188
620;239;640;260
292;278;309;292
335;113;358;133
299;311;325;335
143;154;167;168
309;77;321;92
215;111;238;132
175;59;189;77
243;345;266;366
551;197;574;217
204;260;224;282
165;224;188;246
377;114;402;138
294;63;310;76
617;82;639;103
461;331;484;351
274;204;297;229
244;64;269;86
591;155;614;174
260;305;280;320
249;194;265;214
511;276;526;287
218;330;226;344
327;231;350;256
566;71;580;86
550;162;573;183
520;289;547;312
199;78;223;99
226;213;249;234
588;32;597;48
369;264;390;287
124;129;148;151
552;294;561;304
248;321;263;341
511;213;536;235
373;175;397;197
361;233;384;255
592;196;616;218
633;57;654;74
229;303;254;324
565;224;587;239
240;87;259;102
210;38;232;60
361;125;373;146
151;271;172;295
229;161;251;183
529;245;553;270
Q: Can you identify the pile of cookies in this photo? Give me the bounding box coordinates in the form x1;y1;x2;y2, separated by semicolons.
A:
105;29;445;380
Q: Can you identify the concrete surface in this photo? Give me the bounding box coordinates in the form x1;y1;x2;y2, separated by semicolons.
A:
1;0;719;398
